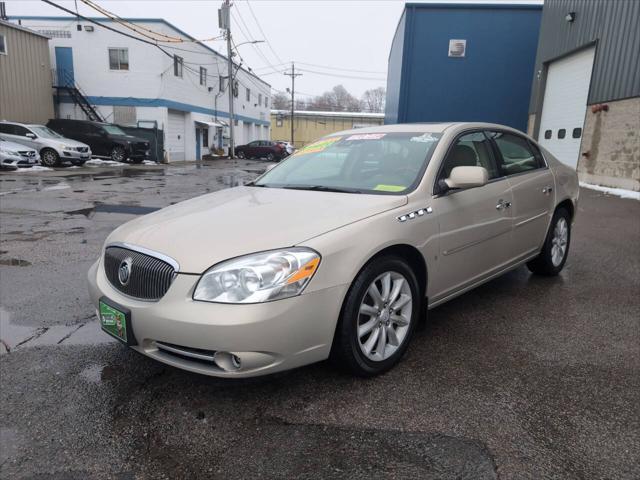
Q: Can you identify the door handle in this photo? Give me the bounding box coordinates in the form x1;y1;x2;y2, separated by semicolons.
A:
496;199;511;211
542;186;553;194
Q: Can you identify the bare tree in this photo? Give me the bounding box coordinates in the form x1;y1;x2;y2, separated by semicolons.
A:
272;92;290;110
305;85;362;112
361;87;386;113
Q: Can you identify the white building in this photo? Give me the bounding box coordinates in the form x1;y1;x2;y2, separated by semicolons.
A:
12;16;271;161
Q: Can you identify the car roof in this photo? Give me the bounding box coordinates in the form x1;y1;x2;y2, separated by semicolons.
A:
328;122;527;137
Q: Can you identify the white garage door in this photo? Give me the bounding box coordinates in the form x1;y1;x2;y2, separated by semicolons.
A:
167;110;186;161
538;47;595;169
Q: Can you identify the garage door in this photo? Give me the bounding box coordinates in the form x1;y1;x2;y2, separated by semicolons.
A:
167;110;186;161
537;47;595;169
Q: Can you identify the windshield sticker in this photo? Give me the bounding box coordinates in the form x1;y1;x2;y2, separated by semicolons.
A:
345;133;386;141
410;133;438;143
374;184;406;192
295;137;341;155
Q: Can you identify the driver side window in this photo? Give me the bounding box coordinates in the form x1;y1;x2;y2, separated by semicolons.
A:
439;131;500;182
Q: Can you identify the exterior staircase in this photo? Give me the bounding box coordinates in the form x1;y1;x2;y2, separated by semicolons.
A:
52;69;105;123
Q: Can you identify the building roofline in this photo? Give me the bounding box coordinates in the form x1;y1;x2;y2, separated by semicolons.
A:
271;109;385;118
8;16;270;89
0;18;51;39
404;2;542;10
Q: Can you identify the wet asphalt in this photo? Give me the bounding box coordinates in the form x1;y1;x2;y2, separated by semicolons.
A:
0;160;638;479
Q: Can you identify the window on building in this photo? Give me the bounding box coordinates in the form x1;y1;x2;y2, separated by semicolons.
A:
174;55;183;77
264;97;268;108
572;127;582;139
258;93;262;106
0;34;7;55
246;87;251;102
203;128;209;147
276;118;283;127
233;80;239;98
199;67;207;86
108;48;129;70
544;130;552;139
219;76;225;92
558;129;566;139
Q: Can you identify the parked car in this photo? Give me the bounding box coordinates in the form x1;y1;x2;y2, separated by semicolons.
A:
0;121;91;167
235;140;287;161
0;138;39;170
88;122;578;378
47;119;149;163
275;140;294;156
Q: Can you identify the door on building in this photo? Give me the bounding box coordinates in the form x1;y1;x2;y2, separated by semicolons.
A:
195;128;201;160
55;47;74;87
167;110;186;161
537;46;595;169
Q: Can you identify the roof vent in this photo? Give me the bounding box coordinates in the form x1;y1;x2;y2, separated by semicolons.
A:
448;39;466;58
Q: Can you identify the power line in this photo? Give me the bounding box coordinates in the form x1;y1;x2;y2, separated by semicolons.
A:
295;61;386;75
296;68;386;82
244;0;284;65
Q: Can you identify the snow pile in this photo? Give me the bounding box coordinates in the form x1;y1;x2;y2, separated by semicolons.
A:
579;182;640;201
143;160;157;165
85;159;125;166
14;166;53;172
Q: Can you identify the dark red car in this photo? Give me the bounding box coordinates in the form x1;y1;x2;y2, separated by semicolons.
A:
235;140;287;161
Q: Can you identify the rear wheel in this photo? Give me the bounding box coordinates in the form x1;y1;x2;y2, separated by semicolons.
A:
110;146;127;162
40;148;60;167
236;150;245;159
331;256;420;377
527;208;571;276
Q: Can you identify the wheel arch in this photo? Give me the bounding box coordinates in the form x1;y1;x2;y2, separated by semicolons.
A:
362;243;428;299
555;198;575;221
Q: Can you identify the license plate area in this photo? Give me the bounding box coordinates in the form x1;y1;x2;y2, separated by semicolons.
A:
99;297;137;345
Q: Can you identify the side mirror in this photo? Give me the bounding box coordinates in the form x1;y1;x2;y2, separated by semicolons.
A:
26;133;36;139
444;166;489;190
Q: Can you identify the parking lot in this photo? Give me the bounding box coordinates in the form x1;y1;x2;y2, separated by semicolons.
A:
0;159;638;479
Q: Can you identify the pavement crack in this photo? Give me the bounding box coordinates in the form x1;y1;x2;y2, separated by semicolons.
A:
57;323;85;344
14;327;49;348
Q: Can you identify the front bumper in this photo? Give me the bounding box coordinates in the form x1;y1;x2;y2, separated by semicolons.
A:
61;149;91;163
87;260;347;378
1;155;39;167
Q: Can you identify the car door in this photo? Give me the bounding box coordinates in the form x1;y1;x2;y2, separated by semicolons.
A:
80;124;106;155
429;131;515;301
245;141;258;157
487;130;555;260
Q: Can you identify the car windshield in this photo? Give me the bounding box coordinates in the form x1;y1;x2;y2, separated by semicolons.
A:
30;126;64;139
253;131;442;194
102;125;127;136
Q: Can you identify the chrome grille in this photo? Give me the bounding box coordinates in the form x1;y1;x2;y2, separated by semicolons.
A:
76;147;89;153
104;246;176;300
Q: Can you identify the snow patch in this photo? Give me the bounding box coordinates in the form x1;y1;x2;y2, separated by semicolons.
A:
85;159;125;167
14;166;53;172
142;160;157;165
579;182;640;200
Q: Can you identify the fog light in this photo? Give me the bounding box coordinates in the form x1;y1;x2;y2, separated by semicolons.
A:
213;351;241;371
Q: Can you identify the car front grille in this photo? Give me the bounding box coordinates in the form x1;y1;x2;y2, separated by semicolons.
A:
76;147;89;153
18;151;35;158
104;246;176;301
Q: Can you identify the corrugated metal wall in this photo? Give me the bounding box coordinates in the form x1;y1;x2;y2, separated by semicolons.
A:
0;22;54;124
529;0;640;113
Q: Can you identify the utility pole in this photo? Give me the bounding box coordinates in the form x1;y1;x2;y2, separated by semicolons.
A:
284;62;302;147
220;0;235;158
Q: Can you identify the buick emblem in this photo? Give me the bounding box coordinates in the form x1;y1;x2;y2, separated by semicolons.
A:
118;257;133;286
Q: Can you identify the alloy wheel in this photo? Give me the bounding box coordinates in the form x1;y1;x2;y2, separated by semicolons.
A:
551;217;568;267
41;150;58;167
357;271;413;361
111;146;125;162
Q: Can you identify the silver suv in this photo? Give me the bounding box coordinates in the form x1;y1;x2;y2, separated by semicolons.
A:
0;121;91;167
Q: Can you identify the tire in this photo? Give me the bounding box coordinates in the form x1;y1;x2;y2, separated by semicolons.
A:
527;208;571;276
129;158;144;164
40;148;60;167
266;153;275;162
330;256;421;377
236;150;245;159
110;146;127;162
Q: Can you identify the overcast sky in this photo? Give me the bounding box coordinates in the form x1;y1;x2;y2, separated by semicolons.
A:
6;0;541;100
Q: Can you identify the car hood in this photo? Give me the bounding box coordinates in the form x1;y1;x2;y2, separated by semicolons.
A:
0;139;36;152
106;186;407;273
54;137;90;148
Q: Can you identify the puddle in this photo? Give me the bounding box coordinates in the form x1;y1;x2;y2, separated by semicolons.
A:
66;207;95;217
0;258;32;267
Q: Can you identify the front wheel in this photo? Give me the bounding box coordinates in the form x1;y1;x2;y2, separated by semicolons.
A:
527;208;571;276
40;149;60;167
236;150;245;159
330;256;421;377
110;146;127;162
265;153;275;162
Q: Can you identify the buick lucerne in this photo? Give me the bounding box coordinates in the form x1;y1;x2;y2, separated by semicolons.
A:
88;123;578;377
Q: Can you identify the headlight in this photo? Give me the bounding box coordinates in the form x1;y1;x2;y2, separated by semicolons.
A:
193;248;320;304
3;150;20;157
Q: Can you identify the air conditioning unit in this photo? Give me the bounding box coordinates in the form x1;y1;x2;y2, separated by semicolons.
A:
448;39;466;58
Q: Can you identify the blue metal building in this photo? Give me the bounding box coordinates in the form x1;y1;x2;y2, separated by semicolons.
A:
385;3;542;132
